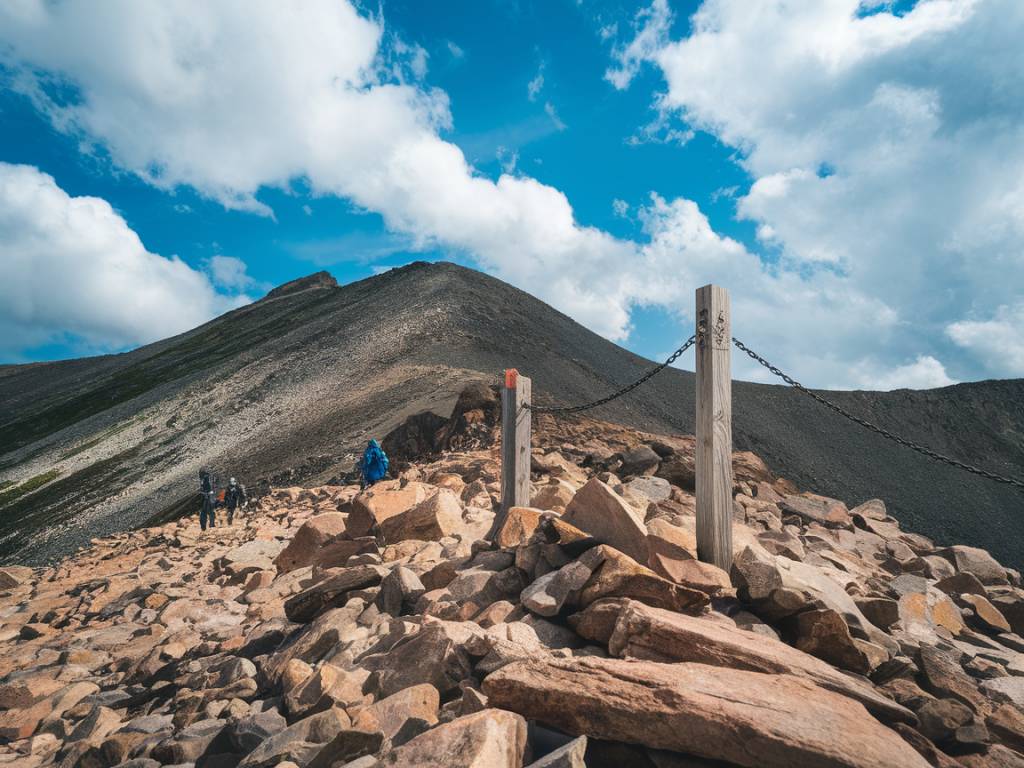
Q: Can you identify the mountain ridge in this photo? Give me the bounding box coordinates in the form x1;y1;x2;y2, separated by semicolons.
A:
1;261;1022;567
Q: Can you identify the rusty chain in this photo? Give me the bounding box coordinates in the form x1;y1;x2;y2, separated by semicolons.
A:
732;336;1024;491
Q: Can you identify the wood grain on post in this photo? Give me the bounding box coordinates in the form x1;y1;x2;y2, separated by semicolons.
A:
695;285;733;572
497;368;532;532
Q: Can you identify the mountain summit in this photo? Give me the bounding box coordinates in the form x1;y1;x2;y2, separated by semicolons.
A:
1;261;1023;567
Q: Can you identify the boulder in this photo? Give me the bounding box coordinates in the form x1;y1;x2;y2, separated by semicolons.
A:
363;623;474;699
285;663;364;719
577;545;708;615
521;560;593;617
531;480;577;513
562;479;650;564
352;683;440;742
647;556;730;595
793;608;877;675
376;565;426;616
483;656;929;768
779;495;853;530
284;565;388;622
379;489;465;544
582;598;914;725
961;593;1012;633
982;677;1024;711
623;477;671;503
618;445;661;476
654;453;695;491
919;645;989;713
344;481;432;538
275;513;349;574
492;507;543;549
525;735;587;768
377;709;527;767
0;565;33;588
938;546;1008;585
236;707;350;768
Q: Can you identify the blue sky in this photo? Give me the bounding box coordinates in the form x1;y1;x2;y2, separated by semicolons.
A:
1;0;1023;389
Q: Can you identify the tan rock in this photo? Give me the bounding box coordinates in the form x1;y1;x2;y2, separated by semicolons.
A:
648;556;730;596
378;709;527;767
275;513;348;574
0;565;33;588
484;656;928;768
284;565;388;622
794;608;878;675
352;683;440;741
493;506;543;549
344;481;432;538
578;545;708;615
562;478;650;563
379;489;465;544
586;598;913;725
779;495;853;530
531;479;577;513
961;593;1012;633
285;663;363;719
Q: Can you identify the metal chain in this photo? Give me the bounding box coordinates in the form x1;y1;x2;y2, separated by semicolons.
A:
525;335;696;414
732;336;1024;491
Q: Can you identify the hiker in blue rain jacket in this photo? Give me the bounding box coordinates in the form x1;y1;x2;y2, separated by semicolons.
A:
359;439;389;488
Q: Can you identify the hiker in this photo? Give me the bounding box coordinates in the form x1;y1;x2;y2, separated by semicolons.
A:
224;477;247;524
359;439;389;488
199;469;217;530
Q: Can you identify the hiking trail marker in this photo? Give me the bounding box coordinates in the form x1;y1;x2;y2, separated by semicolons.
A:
695;284;734;571
498;368;532;529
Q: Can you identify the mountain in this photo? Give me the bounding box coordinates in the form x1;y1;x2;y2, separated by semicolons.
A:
1;261;1023;567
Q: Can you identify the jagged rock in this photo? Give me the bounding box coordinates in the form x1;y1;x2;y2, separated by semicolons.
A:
493;506;543;548
285;565;388;622
525;735;587;767
236;707;351;768
264;604;363;684
618;445;661;476
647;557;730;596
66;704;122;745
938;546;1009;586
982;677;1024;711
919;645;989;713
793;608;878;674
917;698;974;743
275;513;349;574
363;623;474;699
959;744;1024;768
935;572;989;598
577;545;708;615
0;565;33;588
219;540;285;581
285;663;364;719
988;705;1024;753
579;598;914;725
0;680;98;740
150;718;225;764
306;729;385;768
623;477;672;503
379;489;465;544
857;597;901;629
377;709;527;767
961;593;1012;633
344;481;432;538
376;565;426;616
352;683;440;743
483;655;928;768
228;709;288;754
562;478;650;563
521;560;593;617
531;480;577;513
779;494;853;530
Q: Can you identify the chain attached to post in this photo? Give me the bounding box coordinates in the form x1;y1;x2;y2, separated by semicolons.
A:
524;335;697;414
732;336;1024;491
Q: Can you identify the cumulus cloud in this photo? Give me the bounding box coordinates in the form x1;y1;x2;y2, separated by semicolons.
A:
3;0;1014;389
206;255;264;293
0;162;247;357
948;304;1024;376
609;0;1024;385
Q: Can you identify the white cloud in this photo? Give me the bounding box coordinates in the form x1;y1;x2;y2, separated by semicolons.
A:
948;303;1024;376
612;198;630;218
609;0;1024;384
206;254;262;292
544;101;567;131
851;355;958;391
446;41;465;60
0;162;247;356
527;62;545;101
3;0;1014;389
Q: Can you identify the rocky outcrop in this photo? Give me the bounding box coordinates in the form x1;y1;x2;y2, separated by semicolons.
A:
2;419;1024;767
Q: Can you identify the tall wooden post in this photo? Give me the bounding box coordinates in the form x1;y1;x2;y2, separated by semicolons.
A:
496;368;531;532
695;285;733;572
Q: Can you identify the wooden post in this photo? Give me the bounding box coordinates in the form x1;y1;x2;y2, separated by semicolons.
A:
695;285;733;572
496;368;531;532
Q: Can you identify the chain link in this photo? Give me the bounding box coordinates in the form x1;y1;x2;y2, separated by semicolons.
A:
525;335;696;414
732;337;1024;491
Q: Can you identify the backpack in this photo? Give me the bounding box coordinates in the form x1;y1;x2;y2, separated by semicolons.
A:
361;440;389;485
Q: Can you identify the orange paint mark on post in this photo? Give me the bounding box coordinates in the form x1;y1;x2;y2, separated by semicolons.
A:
505;368;519;388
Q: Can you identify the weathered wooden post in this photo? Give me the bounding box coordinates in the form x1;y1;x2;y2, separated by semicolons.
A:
495;368;532;533
695;285;733;571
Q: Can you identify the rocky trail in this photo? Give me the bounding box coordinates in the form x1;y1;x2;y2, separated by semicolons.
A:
4;410;1024;767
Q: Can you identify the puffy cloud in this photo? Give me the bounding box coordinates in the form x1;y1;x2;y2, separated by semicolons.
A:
0;162;246;357
608;0;1024;384
948;304;1024;376
206;255;262;292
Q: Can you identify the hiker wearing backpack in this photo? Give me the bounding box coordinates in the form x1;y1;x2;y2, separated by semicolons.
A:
359;439;389;488
224;477;248;524
199;469;217;530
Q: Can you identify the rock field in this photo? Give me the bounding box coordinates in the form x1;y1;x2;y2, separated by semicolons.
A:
3;414;1024;767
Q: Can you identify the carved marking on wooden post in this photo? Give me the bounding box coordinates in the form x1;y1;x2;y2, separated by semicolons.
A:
496;368;532;534
696;285;733;571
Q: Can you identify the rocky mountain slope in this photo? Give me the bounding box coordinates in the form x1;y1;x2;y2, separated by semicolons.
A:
3;417;1024;767
1;261;1022;568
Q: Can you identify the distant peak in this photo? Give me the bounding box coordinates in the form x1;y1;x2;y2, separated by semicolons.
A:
264;271;338;300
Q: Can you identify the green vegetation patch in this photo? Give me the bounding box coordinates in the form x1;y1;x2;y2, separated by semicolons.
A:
0;469;62;507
